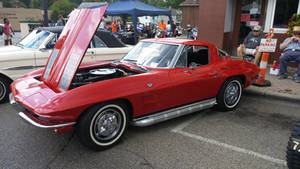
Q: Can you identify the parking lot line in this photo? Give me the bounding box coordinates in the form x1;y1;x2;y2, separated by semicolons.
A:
171;119;287;166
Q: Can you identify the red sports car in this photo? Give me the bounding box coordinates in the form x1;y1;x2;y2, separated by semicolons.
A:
10;5;259;150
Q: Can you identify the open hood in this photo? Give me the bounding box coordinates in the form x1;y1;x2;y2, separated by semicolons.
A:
41;5;107;91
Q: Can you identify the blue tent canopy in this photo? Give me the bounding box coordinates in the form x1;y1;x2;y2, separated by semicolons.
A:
106;0;173;44
106;0;171;17
78;0;173;44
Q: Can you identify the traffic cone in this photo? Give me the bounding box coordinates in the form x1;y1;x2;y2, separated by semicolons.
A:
252;28;274;87
252;52;271;86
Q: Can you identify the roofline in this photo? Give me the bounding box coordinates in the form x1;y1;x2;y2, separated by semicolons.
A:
179;4;199;7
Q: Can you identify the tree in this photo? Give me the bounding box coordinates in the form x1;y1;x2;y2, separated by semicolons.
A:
50;0;77;22
30;0;56;9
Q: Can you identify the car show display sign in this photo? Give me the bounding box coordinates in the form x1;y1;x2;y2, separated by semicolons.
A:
259;38;277;52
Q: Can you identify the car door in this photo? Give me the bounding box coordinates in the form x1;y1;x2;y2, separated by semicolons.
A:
82;42;97;62
0;47;36;80
169;45;220;106
92;35;129;61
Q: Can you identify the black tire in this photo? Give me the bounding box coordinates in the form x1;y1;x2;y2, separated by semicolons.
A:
286;121;300;169
216;77;242;111
77;101;128;151
0;77;10;104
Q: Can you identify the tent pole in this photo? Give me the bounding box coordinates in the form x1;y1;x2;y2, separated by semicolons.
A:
132;14;138;44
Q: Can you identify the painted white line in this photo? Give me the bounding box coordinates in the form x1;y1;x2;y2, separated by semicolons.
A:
172;129;287;166
171;117;199;133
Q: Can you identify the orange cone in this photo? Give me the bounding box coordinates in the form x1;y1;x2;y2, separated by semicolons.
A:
252;28;274;87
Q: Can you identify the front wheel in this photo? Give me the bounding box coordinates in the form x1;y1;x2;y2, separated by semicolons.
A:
286;122;300;169
77;101;128;150
0;77;10;104
216;77;242;111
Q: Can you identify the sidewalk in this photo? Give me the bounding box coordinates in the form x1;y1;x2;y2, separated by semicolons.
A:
244;66;300;102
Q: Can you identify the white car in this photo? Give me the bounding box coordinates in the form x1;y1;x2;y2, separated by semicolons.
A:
0;26;133;103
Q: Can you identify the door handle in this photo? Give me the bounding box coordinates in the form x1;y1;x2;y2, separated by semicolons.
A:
86;51;95;55
208;72;218;77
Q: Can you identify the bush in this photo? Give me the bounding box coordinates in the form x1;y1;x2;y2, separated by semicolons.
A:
287;13;300;36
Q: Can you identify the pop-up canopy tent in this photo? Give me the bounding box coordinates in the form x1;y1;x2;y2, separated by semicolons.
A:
78;0;173;44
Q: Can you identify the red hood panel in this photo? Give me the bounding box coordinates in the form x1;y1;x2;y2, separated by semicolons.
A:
41;5;107;91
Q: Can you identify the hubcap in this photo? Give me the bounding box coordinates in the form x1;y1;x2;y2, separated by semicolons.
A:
224;81;240;106
0;81;6;100
93;108;122;141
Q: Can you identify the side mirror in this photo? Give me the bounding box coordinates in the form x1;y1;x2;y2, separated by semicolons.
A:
189;62;197;70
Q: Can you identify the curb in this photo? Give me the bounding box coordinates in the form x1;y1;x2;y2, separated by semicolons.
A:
244;87;300;103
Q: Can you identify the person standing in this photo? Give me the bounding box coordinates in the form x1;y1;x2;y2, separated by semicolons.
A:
3;18;14;46
56;15;65;26
112;20;117;33
237;25;265;65
278;26;300;83
158;20;166;30
99;18;105;29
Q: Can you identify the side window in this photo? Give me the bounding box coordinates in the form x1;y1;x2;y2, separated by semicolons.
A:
46;35;57;49
186;45;209;66
218;48;229;58
175;47;188;68
93;35;107;48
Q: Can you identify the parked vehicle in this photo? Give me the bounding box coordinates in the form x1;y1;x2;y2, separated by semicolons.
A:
0;26;132;103
286;121;300;169
10;6;259;151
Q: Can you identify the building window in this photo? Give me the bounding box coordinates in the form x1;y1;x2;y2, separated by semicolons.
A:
273;0;299;28
265;0;300;33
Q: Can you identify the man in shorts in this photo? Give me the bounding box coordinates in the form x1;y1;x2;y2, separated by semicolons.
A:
237;25;265;65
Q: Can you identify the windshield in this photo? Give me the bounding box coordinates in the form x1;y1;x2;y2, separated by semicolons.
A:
18;30;51;49
122;41;179;68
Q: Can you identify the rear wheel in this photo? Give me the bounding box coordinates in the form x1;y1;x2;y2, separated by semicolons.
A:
0;77;10;104
216;77;242;111
286;121;300;169
77;101;128;150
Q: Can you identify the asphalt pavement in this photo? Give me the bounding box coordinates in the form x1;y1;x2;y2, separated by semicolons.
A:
0;94;299;169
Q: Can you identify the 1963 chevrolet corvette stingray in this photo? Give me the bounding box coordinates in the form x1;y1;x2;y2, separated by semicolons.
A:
10;5;259;150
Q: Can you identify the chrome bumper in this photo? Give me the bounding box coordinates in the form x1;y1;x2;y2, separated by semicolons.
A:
9;93;76;129
18;112;76;128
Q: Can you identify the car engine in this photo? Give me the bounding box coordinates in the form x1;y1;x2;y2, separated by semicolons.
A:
70;66;138;89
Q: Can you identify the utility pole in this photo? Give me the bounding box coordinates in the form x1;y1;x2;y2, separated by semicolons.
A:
42;0;49;26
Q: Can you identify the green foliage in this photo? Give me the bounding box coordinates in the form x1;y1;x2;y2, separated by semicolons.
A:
139;0;184;9
287;13;300;36
50;0;77;22
1;0;26;8
30;0;56;9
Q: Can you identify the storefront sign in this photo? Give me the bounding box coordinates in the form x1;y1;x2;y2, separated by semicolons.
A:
241;14;250;22
259;39;277;52
249;21;259;27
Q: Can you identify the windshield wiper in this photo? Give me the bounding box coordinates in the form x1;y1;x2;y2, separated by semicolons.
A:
132;65;149;72
16;43;24;48
123;59;137;63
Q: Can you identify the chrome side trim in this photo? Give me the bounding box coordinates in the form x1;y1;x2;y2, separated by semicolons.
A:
18;112;76;129
131;98;217;127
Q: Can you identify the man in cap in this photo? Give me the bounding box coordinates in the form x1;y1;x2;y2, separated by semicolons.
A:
278;26;300;83
237;25;265;65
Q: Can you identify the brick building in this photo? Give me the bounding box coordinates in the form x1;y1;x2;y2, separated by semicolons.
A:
188;0;298;64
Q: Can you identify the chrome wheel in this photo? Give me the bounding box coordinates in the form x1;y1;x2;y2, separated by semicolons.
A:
86;103;127;148
224;80;242;108
93;109;122;141
0;80;6;101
